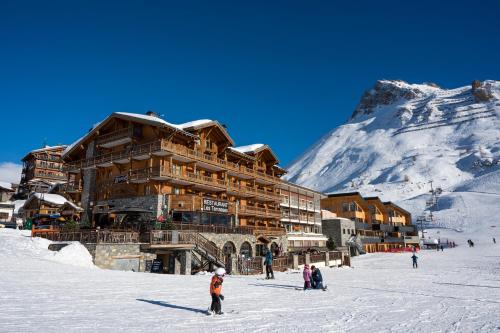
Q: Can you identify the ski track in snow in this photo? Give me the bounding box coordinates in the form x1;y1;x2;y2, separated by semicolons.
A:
1;229;500;332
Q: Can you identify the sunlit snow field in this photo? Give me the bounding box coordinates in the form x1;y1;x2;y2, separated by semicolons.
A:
1;229;499;333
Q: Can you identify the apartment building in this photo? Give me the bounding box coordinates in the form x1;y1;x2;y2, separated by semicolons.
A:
279;181;327;252
62;112;287;254
19;145;67;197
321;192;418;252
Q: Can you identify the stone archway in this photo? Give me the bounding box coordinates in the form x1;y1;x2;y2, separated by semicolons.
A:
240;241;253;258
223;241;236;255
270;242;279;255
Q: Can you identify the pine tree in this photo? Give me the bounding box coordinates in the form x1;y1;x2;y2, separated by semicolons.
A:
326;237;336;250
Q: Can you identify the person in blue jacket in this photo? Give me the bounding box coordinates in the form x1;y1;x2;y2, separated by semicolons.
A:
264;249;274;279
311;265;326;290
411;254;418;268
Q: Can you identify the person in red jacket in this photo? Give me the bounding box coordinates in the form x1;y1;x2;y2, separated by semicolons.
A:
209;267;226;315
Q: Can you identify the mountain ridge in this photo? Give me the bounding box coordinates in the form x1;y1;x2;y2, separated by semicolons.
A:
285;79;500;226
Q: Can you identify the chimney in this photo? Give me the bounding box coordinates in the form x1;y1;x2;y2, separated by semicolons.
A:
146;110;159;118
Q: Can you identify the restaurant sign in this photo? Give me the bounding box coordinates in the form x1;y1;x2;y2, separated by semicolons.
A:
202;198;229;213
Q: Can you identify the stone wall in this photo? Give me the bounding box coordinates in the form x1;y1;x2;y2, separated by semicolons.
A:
81;140;96;225
84;243;156;272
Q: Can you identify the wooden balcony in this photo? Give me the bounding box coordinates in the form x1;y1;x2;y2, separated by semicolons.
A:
61;181;82;193
95;127;133;148
64;139;281;185
389;216;406;224
33;171;67;180
239;205;281;218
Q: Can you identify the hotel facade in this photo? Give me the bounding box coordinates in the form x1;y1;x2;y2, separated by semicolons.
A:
62;112;288;256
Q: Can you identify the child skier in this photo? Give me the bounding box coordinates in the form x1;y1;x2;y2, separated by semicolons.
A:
303;264;312;290
209;267;226;315
311;265;327;290
411;254;418;269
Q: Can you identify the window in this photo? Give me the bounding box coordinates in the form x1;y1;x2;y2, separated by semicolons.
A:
172;187;180;195
172;164;181;176
343;228;346;234
342;203;349;212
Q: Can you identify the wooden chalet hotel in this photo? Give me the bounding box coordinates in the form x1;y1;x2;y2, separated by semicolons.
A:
62;111;288;268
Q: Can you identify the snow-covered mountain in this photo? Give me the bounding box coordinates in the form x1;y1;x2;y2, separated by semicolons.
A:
285;79;500;229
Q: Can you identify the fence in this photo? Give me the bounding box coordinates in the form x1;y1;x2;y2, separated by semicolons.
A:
238;256;263;275
329;251;342;260
272;255;292;272
33;230;140;244
310;252;326;263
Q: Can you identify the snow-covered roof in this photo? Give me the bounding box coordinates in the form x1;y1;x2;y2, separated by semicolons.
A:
61;201;84;211
29;145;67;154
231;144;265;153
28;193;69;207
34;193;68;205
0;181;14;192
176;119;213;130
230;144;280;163
114;112;182;130
22;145;67;161
13;200;26;214
63;112;197;158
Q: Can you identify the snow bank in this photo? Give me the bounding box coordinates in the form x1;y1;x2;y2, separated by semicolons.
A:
48;242;95;269
0;228;95;269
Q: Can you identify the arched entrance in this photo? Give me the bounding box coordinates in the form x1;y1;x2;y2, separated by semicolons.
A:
240;241;253;258
223;241;236;255
270;242;279;256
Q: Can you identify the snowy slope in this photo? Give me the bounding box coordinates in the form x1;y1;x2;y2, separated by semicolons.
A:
1;228;499;332
285;80;500;230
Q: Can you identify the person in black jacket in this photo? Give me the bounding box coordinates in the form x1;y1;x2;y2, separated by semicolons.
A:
311;265;326;290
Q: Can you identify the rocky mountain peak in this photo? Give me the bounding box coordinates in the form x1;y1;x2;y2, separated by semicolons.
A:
351;80;426;119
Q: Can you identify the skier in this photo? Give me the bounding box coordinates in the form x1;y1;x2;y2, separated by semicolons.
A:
209;267;226;315
411;254;418;268
264;249;274;279
303;264;312;290
440;245;444;252
311;265;327;290
493;238;496;244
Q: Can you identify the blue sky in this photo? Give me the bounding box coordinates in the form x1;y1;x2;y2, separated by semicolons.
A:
1;0;499;182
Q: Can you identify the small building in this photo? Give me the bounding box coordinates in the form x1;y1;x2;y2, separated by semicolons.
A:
279;181;327;253
321;192;418;253
19;145;68;198
0;182;15;226
321;216;356;253
22;193;77;219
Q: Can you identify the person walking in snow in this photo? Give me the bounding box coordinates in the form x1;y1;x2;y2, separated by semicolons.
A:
209;267;226;315
411;254;418;269
303;264;312;290
440;245;444;252
264;249;274;280
493;238;496;244
311;265;326;290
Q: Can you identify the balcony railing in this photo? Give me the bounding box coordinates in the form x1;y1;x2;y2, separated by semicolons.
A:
36;163;63;171
61;181;82;192
95;127;133;146
64;139;281;184
98;166;278;201
33;171;67;180
239;205;281;218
